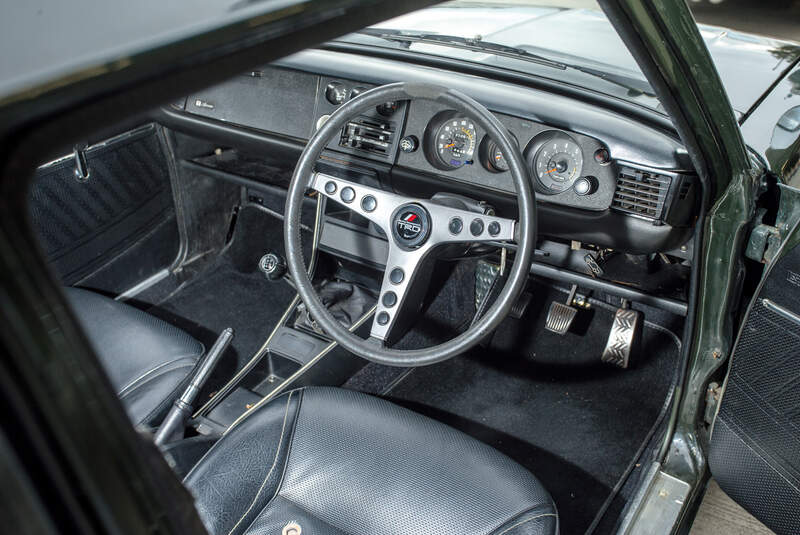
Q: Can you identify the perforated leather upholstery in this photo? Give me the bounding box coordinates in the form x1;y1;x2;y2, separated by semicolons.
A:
65;287;204;426
185;387;558;535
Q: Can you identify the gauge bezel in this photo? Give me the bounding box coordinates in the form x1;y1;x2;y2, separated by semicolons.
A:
423;110;478;171
524;130;585;195
479;133;517;173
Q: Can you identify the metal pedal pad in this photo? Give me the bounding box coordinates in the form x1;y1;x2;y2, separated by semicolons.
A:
545;285;579;335
602;302;642;368
475;260;500;309
510;291;533;319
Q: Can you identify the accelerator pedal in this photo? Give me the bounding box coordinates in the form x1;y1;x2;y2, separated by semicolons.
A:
601;299;642;369
544;284;579;335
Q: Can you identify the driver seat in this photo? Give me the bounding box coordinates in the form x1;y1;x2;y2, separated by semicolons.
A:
185;387;558;535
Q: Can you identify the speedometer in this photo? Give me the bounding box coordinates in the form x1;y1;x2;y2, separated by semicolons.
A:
435;117;477;169
530;132;584;194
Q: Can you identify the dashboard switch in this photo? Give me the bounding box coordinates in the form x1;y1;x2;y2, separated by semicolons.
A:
470;218;484;236
377;101;398;116
488;221;501;236
593;148;611;165
400;135;419;153
324;181;337;194
574;177;596;196
325;82;347;105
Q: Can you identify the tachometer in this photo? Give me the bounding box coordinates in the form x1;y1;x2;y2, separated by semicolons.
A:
529;132;584;194
434;117;477;169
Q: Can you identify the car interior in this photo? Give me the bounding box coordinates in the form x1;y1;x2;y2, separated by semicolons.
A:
25;4;704;534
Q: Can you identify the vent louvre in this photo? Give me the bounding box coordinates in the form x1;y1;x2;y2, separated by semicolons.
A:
339;116;394;158
611;166;672;220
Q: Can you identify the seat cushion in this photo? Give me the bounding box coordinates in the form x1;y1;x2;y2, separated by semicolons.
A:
65;287;204;426
185;387;558;535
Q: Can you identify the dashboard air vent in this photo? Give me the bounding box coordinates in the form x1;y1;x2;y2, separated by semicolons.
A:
340;116;394;158
611;166;672;220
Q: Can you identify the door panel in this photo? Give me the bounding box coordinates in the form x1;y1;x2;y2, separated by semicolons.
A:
709;239;800;535
28;123;180;294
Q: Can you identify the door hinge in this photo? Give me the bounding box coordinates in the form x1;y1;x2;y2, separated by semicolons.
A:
745;183;800;264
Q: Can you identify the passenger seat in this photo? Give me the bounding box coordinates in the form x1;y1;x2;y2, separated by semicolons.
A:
64;288;204;427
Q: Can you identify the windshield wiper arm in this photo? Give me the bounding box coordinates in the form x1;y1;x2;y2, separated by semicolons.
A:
351;29;655;97
354;29;567;70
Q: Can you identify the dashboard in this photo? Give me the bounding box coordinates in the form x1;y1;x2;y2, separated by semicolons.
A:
164;49;699;255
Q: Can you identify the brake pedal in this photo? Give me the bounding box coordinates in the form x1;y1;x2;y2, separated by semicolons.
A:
602;299;642;369
545;285;579;335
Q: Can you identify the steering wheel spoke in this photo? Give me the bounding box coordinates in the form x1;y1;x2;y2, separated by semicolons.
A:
370;243;432;344
310;172;404;234
417;200;517;246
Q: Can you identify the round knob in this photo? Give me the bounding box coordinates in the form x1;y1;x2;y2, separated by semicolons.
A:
399;135;419;153
574;177;596;196
377;101;398;116
350;86;367;99
325;82;347;105
259;252;287;281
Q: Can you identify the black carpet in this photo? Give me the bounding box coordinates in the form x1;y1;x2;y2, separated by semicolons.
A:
142;206;298;394
376;284;680;535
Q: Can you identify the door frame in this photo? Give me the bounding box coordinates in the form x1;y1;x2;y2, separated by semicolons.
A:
599;0;764;531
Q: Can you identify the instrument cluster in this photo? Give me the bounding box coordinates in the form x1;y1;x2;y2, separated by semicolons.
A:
419;109;611;200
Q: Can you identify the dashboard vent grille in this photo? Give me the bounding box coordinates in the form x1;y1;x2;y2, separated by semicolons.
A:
612;166;672;220
339;116;394;158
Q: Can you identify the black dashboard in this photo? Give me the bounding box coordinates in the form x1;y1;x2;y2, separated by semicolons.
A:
164;49;699;255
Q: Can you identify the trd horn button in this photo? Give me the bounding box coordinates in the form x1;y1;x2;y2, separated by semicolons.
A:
391;204;431;249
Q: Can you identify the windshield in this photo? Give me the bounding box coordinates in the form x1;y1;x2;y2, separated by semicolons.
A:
335;0;662;111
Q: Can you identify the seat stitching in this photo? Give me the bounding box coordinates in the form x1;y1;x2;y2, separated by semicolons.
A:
183;391;296;483
118;361;197;400
240;389;305;535
226;391;294;535
495;513;558;535
117;355;199;397
138;357;205;425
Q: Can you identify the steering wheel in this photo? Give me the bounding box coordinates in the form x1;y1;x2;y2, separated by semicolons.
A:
285;82;536;367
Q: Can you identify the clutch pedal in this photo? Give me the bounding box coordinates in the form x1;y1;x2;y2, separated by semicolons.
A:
602;299;642;369
545;284;579;335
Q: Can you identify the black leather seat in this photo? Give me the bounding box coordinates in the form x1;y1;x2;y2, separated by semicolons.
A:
65;287;204;427
185;387;558;535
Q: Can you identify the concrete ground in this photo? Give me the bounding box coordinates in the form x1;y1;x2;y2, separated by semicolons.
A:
690;480;774;535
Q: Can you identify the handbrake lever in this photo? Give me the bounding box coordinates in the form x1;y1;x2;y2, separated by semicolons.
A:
154;327;234;446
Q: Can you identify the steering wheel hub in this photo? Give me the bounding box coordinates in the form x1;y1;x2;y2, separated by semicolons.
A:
392;203;431;249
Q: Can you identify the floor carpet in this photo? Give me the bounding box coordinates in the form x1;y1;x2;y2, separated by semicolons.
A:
143;205;299;394
368;283;680;535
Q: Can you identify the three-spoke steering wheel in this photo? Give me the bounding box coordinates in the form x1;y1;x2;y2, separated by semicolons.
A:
285;82;536;367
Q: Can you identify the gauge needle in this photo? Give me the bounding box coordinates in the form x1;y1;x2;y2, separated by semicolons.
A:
546;168;557;174
444;143;455;148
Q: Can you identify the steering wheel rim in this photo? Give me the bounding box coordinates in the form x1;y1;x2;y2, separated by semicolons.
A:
285;82;536;366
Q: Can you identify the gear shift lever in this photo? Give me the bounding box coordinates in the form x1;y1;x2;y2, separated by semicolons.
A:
259;252;288;281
